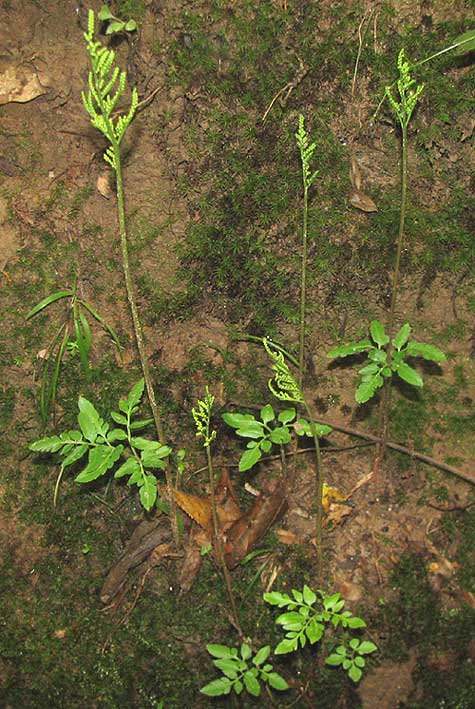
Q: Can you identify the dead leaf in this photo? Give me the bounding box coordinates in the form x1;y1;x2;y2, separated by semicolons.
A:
54;629;67;639
336;580;362;602
274;528;302;545
96;173;112;199
349;188;378;212
347;470;374;498
461;118;475;142
0;65;49;105
349;156;362;191
322;483;346;512
172;488;212;533
223;481;288;569
178;538;203;592
324;502;352;526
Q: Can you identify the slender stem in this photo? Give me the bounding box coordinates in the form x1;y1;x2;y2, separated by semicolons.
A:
387;123;408;341
205;445;243;635
298;181;308;390
113;144;179;545
302;398;323;583
375;123;408;464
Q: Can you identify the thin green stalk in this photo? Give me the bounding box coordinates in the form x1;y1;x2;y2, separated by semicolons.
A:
263;338;326;583
114;148;164;442
82;10;178;543
303;399;324;583
114;146;178;543
375;122;408;463
375;51;423;469
295;116;318;389
299;177;309;389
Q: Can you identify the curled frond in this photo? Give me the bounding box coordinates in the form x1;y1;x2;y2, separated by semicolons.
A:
263;338;303;403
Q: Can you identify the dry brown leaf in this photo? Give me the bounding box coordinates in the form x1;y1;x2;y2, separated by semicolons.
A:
324;502;352;526
96;173;112;199
0;65;49;105
172;488;212;532
347;470;374;498
349;155;363;191
349;188;378;212
178;539;203;592
336;580;362;602
322;483;346;511
274;528;302;545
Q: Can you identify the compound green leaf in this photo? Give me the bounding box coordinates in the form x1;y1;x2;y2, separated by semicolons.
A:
139;474;157;511
370;320;389;347
253;646;271;666
327;340;371;358
260;404;275;424
269;427;291;445
244;671;260;697
278;408;296;424
62;443;89;468
392;323;411;350
267;672;289;691
397;361;423;387
405;341;446;362
222;412;254;428
239;445;262;472
78;397;103;442
200;678;231;696
75;444;123;483
29;435;66;453
114;457;140;479
207;645;234;659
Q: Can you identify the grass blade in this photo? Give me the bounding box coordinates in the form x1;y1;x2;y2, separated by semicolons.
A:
26;290;74;319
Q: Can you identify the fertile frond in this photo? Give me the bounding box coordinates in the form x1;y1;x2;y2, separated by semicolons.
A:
385;49;424;129
295;114;319;189
192;387;217;447
82;9;138;168
263;339;303;403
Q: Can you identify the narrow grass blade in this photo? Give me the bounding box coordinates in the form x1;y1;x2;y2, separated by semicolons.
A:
78;299;122;353
74;304;92;382
41;327;70;426
26;290;74;319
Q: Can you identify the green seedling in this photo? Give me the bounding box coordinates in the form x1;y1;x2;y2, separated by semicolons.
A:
26;285;121;427
223;404;330;473
264;585;377;683
29;378;170;510
328;319;446;404
325;639;378;683
82;10;178;540
193;387;242;633
81;9;165;443
200;643;289;698
98;4;137;35
295;114;319;388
